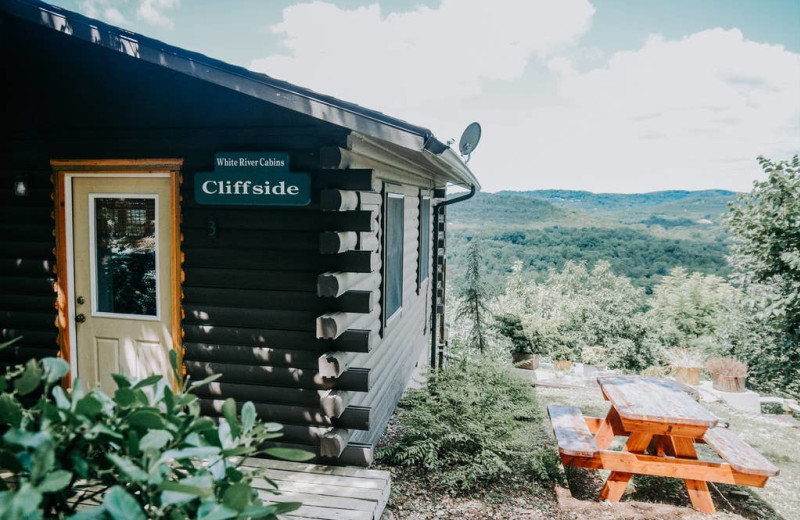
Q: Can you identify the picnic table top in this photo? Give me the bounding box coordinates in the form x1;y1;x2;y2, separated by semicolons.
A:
597;375;718;432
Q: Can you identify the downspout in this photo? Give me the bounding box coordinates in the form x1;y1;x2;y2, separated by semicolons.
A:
430;185;476;369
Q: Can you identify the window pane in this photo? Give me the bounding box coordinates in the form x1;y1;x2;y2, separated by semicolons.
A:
94;197;157;316
386;196;404;319
419;198;430;283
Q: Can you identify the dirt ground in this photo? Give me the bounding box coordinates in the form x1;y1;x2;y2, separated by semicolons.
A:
379;465;764;520
378;382;797;520
555;486;753;520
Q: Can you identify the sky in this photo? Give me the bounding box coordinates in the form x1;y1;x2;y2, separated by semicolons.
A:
48;0;800;193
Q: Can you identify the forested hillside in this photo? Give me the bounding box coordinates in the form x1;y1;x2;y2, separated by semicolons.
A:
508;189;735;218
446;189;737;291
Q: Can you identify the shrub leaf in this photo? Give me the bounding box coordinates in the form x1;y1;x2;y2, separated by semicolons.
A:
104;486;146;520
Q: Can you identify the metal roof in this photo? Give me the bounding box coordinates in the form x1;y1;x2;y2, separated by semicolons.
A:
0;0;479;189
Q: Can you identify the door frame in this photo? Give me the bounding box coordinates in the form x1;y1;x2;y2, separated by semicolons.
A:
51;159;184;388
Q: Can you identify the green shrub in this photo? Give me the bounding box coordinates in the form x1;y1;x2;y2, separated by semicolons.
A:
0;339;311;520
377;356;560;493
495;314;541;355
630;474;686;504
760;401;785;415
605;338;656;373
550;342;574;362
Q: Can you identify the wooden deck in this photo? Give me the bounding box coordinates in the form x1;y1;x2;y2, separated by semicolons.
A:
245;459;391;520
5;459;390;520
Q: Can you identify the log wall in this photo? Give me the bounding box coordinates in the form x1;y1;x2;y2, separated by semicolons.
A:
0;139;438;465
0;169;59;370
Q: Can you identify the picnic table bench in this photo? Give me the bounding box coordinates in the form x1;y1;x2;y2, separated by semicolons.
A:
548;375;779;514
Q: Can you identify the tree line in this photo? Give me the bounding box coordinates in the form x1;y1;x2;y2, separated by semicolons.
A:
448;226;730;291
452;156;800;398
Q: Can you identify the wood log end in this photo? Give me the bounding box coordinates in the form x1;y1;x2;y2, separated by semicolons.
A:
320;390;350;418
317;271;343;298
316;313;338;339
320;428;351;458
318;351;347;378
320;147;346;169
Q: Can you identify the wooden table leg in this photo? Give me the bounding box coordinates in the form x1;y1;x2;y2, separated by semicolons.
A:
669;436;716;514
647;434;674;457
595;407;624;450
599;432;652;502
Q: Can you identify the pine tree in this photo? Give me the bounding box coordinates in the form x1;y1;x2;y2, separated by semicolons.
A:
455;239;491;353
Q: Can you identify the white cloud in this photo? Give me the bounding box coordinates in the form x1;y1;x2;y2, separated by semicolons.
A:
77;0;180;28
499;28;800;192
250;0;595;114
77;0;129;26
137;0;180;28
249;2;799;193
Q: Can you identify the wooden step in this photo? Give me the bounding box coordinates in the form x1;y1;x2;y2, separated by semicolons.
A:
547;404;599;458
245;458;390;519
703;427;779;477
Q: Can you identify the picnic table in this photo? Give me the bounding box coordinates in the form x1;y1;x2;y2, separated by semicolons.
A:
548;375;779;514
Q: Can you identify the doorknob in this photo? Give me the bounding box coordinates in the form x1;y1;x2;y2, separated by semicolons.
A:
76;296;85;305
75;314;86;323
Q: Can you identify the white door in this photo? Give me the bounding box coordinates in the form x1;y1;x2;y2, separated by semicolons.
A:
72;176;174;393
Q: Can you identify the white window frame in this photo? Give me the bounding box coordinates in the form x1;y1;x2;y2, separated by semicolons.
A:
417;195;431;291
88;193;161;321
63;172;171;384
384;192;405;327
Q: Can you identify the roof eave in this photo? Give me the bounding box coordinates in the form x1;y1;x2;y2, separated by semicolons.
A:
0;0;425;148
424;146;481;190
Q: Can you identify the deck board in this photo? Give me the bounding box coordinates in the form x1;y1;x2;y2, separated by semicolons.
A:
247;458;390;520
5;458;390;520
254;468;388;489
243;458;390;479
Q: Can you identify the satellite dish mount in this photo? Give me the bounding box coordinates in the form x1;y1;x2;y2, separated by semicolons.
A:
458;122;482;164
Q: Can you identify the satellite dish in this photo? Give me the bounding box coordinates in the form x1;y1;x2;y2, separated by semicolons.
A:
458;122;482;163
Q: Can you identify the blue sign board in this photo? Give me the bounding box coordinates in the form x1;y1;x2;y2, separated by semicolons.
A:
195;152;311;206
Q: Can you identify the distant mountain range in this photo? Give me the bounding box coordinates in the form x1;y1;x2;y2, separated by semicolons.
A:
445;189;739;292
503;189;737;222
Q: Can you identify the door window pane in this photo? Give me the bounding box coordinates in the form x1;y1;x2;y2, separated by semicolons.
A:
94;197;157;316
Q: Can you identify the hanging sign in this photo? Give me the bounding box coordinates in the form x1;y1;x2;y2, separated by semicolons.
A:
194;152;311;206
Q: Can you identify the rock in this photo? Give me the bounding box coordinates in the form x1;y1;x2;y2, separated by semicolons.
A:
771;415;799;427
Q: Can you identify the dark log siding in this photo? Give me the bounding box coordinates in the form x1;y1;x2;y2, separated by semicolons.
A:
345;188;432;455
0;171;58;368
0;162;433;464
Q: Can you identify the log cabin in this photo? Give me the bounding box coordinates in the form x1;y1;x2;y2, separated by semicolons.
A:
0;0;480;465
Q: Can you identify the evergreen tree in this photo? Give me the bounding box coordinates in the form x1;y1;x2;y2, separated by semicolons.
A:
455;239;491;353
